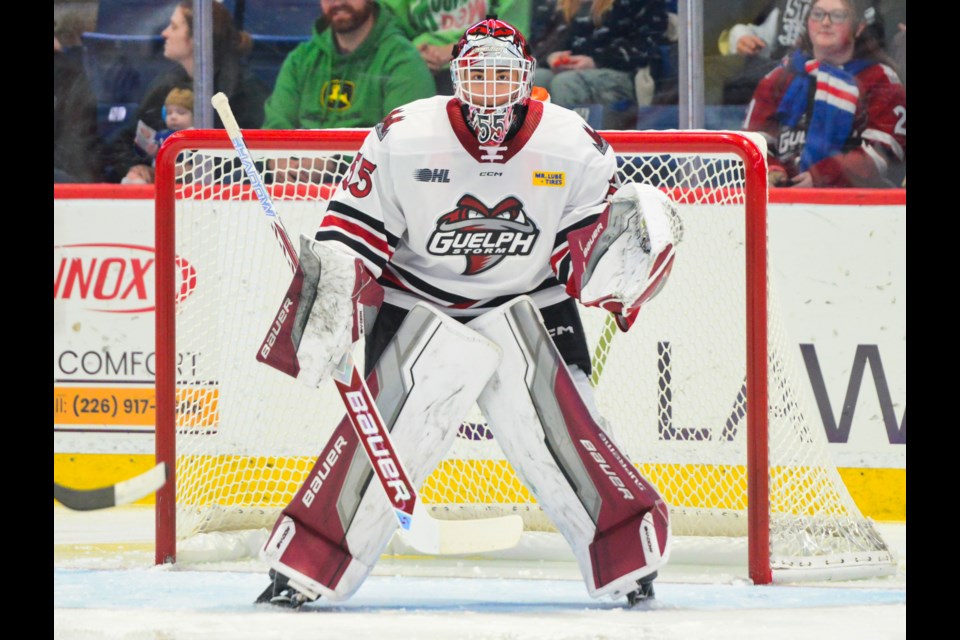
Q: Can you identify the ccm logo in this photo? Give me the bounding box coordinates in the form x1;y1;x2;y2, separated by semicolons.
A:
260;297;294;359
345;390;412;504
53;243;196;313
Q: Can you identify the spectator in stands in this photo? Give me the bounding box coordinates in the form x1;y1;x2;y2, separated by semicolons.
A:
262;0;435;184
744;0;906;188
101;0;268;183
122;87;195;184
704;0;814;106
529;0;668;129
704;0;900;105
262;0;434;129
55;33;102;183
154;87;195;148
381;0;532;95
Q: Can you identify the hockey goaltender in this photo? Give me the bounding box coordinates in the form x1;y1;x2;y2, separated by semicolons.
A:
251;17;683;610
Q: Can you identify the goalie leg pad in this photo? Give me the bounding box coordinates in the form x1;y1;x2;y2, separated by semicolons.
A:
468;296;670;600
261;302;501;601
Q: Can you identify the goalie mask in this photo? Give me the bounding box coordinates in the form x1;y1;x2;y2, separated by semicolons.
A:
450;18;536;145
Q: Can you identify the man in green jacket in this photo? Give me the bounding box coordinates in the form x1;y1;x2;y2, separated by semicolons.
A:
381;0;531;93
262;0;436;130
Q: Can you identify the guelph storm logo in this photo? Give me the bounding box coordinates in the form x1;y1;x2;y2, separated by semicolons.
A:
427;194;539;275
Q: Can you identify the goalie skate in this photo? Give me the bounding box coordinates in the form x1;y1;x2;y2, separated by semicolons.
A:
625;571;657;606
254;570;317;610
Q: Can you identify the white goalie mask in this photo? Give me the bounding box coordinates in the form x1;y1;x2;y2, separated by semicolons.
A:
450;19;536;145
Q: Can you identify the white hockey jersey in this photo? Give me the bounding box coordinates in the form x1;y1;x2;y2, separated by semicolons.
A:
317;95;619;316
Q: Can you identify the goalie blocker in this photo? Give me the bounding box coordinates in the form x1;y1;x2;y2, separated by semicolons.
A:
257;234;384;387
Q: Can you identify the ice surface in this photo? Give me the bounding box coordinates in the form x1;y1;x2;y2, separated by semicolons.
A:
54;506;906;639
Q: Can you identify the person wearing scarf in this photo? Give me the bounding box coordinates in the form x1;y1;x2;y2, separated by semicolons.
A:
743;0;905;188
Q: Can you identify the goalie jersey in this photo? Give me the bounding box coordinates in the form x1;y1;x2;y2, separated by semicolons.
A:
316;95;619;316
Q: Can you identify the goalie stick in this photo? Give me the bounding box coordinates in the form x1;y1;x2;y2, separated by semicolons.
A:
54;463;168;511
210;92;523;556
589;314;619;387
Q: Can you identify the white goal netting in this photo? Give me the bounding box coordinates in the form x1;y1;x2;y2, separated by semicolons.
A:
155;130;894;582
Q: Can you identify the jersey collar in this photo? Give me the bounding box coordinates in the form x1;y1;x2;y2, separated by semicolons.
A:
446;98;544;164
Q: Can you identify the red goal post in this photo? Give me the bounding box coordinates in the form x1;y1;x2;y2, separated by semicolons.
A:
154;128;894;584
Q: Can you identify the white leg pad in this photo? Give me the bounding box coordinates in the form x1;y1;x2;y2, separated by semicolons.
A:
261;302;501;601
468;296;671;600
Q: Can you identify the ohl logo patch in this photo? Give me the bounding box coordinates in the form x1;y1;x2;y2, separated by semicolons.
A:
321;80;355;111
427;194;539;275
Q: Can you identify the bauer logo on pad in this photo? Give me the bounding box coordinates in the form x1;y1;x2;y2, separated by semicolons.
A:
533;171;565;187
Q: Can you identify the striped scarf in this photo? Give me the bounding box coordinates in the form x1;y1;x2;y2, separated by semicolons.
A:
776;50;872;171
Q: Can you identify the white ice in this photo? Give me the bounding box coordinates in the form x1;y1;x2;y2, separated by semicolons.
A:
54;506;906;639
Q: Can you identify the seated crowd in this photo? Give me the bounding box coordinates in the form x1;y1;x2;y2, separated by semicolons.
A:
53;0;906;188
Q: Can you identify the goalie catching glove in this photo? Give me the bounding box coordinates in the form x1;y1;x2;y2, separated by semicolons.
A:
566;183;683;331
257;234;383;386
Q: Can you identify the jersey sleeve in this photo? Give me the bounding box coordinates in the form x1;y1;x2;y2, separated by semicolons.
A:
549;125;620;288
314;111;408;278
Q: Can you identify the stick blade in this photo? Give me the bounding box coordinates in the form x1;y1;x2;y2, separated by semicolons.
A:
114;462;169;506
398;503;524;555
434;514;525;555
53;482;114;511
54;463;169;511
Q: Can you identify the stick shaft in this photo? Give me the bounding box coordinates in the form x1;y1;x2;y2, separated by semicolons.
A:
208;93;523;553
212;92;419;530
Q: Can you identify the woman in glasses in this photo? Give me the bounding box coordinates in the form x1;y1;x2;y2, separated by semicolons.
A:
744;0;906;188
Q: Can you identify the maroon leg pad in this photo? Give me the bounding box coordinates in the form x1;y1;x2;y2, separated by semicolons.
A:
262;374;384;594
554;365;670;589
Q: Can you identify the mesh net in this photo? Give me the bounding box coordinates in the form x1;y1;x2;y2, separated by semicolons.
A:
159;132;894;579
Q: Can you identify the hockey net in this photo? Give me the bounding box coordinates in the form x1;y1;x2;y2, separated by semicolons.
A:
154;129;895;583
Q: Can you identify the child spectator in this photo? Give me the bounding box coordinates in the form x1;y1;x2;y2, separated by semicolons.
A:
122;87;194;184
